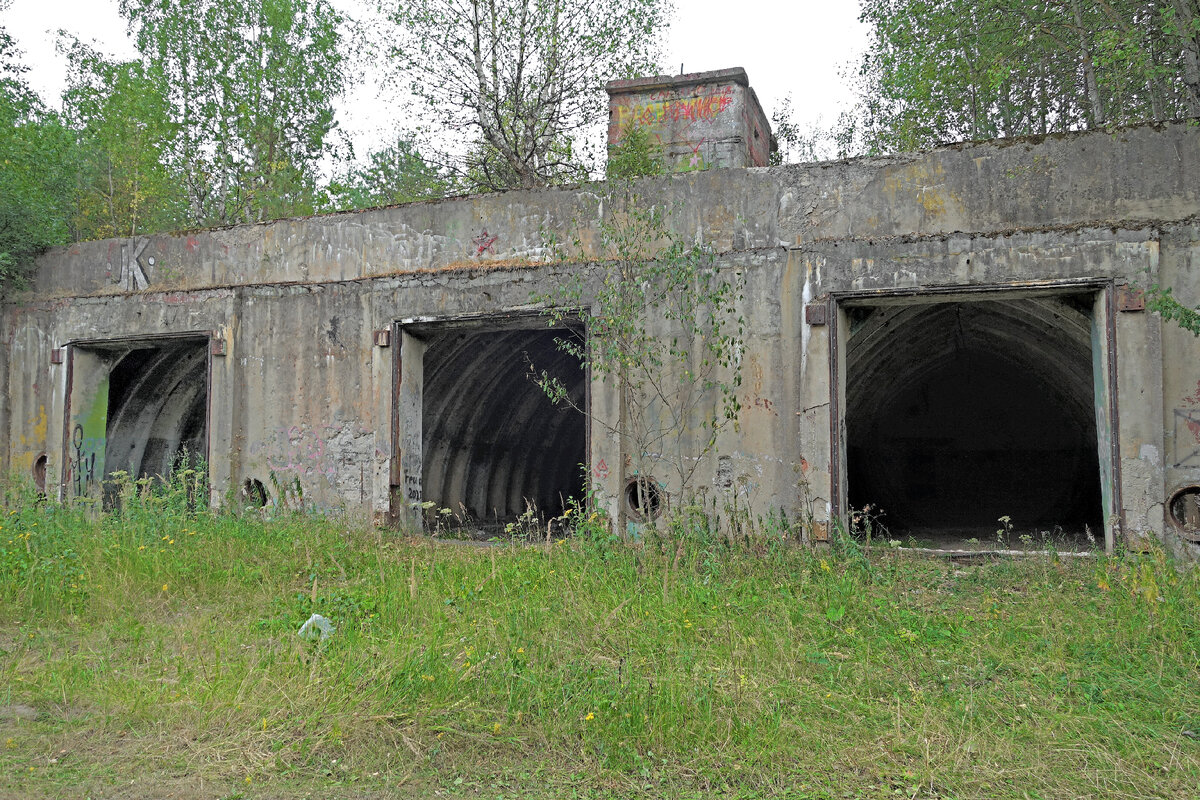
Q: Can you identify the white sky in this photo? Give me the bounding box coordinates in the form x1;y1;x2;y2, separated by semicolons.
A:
0;0;868;164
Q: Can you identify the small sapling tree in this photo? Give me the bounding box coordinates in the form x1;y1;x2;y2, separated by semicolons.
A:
536;181;745;528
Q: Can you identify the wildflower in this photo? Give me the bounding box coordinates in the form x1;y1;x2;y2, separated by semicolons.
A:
421;674;435;682
4;737;14;749
138;545;145;551
168;539;175;545
820;559;831;572
162;584;168;592
516;647;524;654
492;722;502;734
585;712;594;721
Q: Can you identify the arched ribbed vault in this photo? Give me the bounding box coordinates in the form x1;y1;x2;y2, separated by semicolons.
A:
105;341;208;481
420;326;586;521
846;297;1103;534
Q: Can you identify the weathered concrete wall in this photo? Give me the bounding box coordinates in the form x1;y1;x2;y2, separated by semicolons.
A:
4;122;1199;555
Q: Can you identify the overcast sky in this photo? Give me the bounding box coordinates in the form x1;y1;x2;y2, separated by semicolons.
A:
0;0;869;163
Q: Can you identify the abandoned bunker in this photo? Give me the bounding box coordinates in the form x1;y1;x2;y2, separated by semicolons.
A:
2;67;1200;558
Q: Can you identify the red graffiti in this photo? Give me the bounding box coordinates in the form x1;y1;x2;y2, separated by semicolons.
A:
185;236;200;252
472;229;498;256
753;397;776;414
1185;379;1200;405
617;87;736;130
593;458;610;479
1188;418;1200;444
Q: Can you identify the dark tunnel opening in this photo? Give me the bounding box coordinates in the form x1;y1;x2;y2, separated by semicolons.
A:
419;323;587;530
846;298;1104;546
104;339;209;485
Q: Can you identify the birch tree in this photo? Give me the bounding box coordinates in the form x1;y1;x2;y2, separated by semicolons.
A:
119;0;348;225
387;0;671;190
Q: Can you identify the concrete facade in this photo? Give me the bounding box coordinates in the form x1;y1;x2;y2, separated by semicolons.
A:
3;121;1200;556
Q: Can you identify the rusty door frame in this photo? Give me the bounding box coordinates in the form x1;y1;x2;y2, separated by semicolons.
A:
59;331;217;502
388;309;591;529
827;278;1122;536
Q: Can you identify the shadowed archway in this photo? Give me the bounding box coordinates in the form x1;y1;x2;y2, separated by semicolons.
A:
846;297;1102;540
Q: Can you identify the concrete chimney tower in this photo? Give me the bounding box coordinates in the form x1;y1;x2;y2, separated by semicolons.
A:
604;67;774;172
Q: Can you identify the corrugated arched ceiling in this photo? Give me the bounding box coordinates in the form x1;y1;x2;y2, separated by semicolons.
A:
420;326;586;521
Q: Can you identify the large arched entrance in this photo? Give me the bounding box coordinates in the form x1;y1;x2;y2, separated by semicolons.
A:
844;295;1106;547
393;316;587;536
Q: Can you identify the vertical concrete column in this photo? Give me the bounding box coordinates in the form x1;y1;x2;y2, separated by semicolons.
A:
394;329;425;529
208;324;236;508
1115;295;1167;548
62;348;110;500
793;250;836;539
370;316;393;524
587;362;623;536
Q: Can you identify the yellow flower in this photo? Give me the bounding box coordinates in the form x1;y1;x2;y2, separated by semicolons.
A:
492;722;502;734
161;584;168;592
517;647;525;654
138;545;145;551
585;712;594;721
820;559;831;572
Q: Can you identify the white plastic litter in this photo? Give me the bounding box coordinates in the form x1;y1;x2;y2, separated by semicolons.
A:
297;613;334;641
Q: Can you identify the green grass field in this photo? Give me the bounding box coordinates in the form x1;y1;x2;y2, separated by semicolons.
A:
2;478;1198;799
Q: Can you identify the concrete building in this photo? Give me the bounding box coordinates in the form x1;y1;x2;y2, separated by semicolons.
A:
2;70;1199;557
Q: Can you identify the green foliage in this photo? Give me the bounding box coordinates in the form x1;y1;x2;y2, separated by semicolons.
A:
605;124;665;180
61;38;184;240
1145;283;1200;336
388;0;671;189
323;136;454;210
2;484;1199;797
538;183;745;512
0;26;78;293
852;0;1200;155
119;0;348;225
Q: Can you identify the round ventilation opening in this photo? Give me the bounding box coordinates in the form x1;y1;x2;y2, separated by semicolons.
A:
32;453;47;494
241;478;269;508
624;477;663;520
1168;486;1200;543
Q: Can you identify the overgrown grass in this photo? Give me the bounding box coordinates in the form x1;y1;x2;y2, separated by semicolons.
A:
1;479;1199;799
